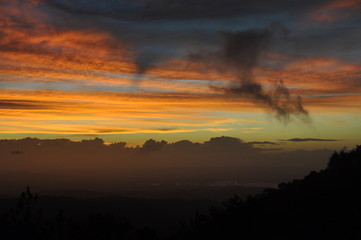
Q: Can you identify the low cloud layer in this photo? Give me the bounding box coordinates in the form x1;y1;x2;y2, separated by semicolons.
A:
0;137;334;194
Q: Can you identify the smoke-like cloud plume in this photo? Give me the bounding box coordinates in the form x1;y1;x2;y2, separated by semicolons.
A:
190;25;310;123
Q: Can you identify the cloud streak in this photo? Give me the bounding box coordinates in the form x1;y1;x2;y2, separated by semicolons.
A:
282;138;342;142
249;141;281;145
40;0;331;21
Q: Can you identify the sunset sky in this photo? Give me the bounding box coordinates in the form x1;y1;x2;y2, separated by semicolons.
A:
1;0;360;150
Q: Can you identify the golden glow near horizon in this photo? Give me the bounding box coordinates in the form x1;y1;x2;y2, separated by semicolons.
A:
0;0;360;150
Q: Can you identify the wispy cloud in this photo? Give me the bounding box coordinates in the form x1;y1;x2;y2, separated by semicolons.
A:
309;0;361;22
249;141;281;145
281;138;342;142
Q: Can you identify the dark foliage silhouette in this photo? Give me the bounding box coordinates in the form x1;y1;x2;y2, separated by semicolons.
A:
1;146;360;239
0;187;158;239
170;146;361;239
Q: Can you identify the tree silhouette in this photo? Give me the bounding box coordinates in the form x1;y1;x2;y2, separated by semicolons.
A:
171;146;361;240
1;146;361;239
0;187;159;239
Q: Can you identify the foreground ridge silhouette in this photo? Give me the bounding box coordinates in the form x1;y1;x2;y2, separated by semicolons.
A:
171;146;361;240
0;146;360;239
0;187;158;239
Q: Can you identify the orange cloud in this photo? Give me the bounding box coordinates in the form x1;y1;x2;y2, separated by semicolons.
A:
0;30;135;73
0;1;136;79
302;94;361;113
322;0;361;10
257;57;361;94
1;82;359;136
309;0;361;22
0;88;260;135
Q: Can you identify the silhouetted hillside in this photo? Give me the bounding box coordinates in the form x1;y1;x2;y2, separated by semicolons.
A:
0;190;218;239
171;146;361;240
1;146;360;239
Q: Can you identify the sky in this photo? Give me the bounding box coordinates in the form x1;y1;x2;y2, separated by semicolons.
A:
0;0;361;151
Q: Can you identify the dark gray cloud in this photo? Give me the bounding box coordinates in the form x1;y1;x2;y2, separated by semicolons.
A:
41;0;329;21
189;27;273;71
0;99;82;111
283;138;342;142
0;100;49;110
190;26;310;122
32;0;361;67
289;24;361;63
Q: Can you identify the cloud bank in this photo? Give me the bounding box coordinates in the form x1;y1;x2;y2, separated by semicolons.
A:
0;136;333;193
